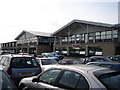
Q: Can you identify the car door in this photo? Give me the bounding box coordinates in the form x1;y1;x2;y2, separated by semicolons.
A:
57;70;90;89
29;69;64;90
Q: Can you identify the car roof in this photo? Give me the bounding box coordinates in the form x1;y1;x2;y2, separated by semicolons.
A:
1;54;32;58
46;64;114;75
62;59;80;61
36;57;54;60
87;61;120;65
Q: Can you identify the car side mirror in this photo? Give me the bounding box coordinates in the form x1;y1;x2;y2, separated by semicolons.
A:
32;77;39;82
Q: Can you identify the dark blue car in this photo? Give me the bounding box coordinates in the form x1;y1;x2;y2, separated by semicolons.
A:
51;52;64;60
86;61;120;71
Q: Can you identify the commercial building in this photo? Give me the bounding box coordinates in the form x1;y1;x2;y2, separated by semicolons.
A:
52;19;120;56
1;30;54;54
1;41;17;53
1;19;120;56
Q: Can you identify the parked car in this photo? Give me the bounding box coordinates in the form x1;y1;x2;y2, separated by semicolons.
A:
59;59;80;65
50;52;64;60
36;57;59;71
19;65;120;90
86;61;120;71
0;66;17;90
106;56;120;62
82;56;112;64
0;54;41;84
41;53;59;61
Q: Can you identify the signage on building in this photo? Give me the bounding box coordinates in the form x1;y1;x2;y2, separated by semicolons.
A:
72;44;81;47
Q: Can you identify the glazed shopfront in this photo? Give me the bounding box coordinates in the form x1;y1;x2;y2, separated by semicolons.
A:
52;20;120;56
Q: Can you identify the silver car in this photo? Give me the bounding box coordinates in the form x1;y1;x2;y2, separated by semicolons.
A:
36;57;59;71
19;65;120;90
0;54;41;84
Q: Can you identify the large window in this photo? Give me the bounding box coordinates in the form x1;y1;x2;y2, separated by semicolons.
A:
80;34;85;43
70;47;80;55
76;34;80;43
105;31;112;42
101;31;106;41
88;46;102;56
71;35;76;43
112;30;118;42
55;47;67;54
89;33;94;43
95;32;101;42
61;37;68;44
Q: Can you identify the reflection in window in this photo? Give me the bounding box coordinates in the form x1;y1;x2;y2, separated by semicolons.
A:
112;30;118;42
59;70;80;88
71;35;76;43
81;34;85;43
39;69;61;84
95;32;101;42
89;33;94;43
98;72;120;89
59;70;89;89
106;31;112;39
61;37;68;44
76;34;80;43
101;31;106;40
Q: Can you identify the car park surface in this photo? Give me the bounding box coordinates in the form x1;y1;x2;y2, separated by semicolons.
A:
0;66;17;90
0;54;41;84
19;65;120;90
86;61;120;71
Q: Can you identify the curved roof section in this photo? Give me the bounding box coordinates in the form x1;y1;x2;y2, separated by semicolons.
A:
52;19;115;36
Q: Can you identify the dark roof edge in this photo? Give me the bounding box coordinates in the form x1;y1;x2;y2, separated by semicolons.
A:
14;30;26;40
51;19;115;36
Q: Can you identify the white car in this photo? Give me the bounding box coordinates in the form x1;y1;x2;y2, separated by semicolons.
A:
19;65;120;90
36;57;59;71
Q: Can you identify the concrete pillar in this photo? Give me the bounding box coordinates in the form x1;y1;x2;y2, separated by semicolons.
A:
85;45;89;57
67;46;70;56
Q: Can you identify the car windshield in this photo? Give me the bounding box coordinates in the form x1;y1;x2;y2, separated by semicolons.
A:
98;72;120;89
0;70;17;89
11;57;40;68
41;59;58;65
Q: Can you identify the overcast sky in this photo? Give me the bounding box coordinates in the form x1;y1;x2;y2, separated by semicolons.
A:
0;0;119;43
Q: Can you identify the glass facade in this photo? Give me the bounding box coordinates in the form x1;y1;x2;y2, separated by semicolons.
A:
55;30;119;44
54;29;119;56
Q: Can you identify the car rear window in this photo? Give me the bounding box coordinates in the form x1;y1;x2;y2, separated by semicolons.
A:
98;72;120;89
41;59;58;65
11;57;40;68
